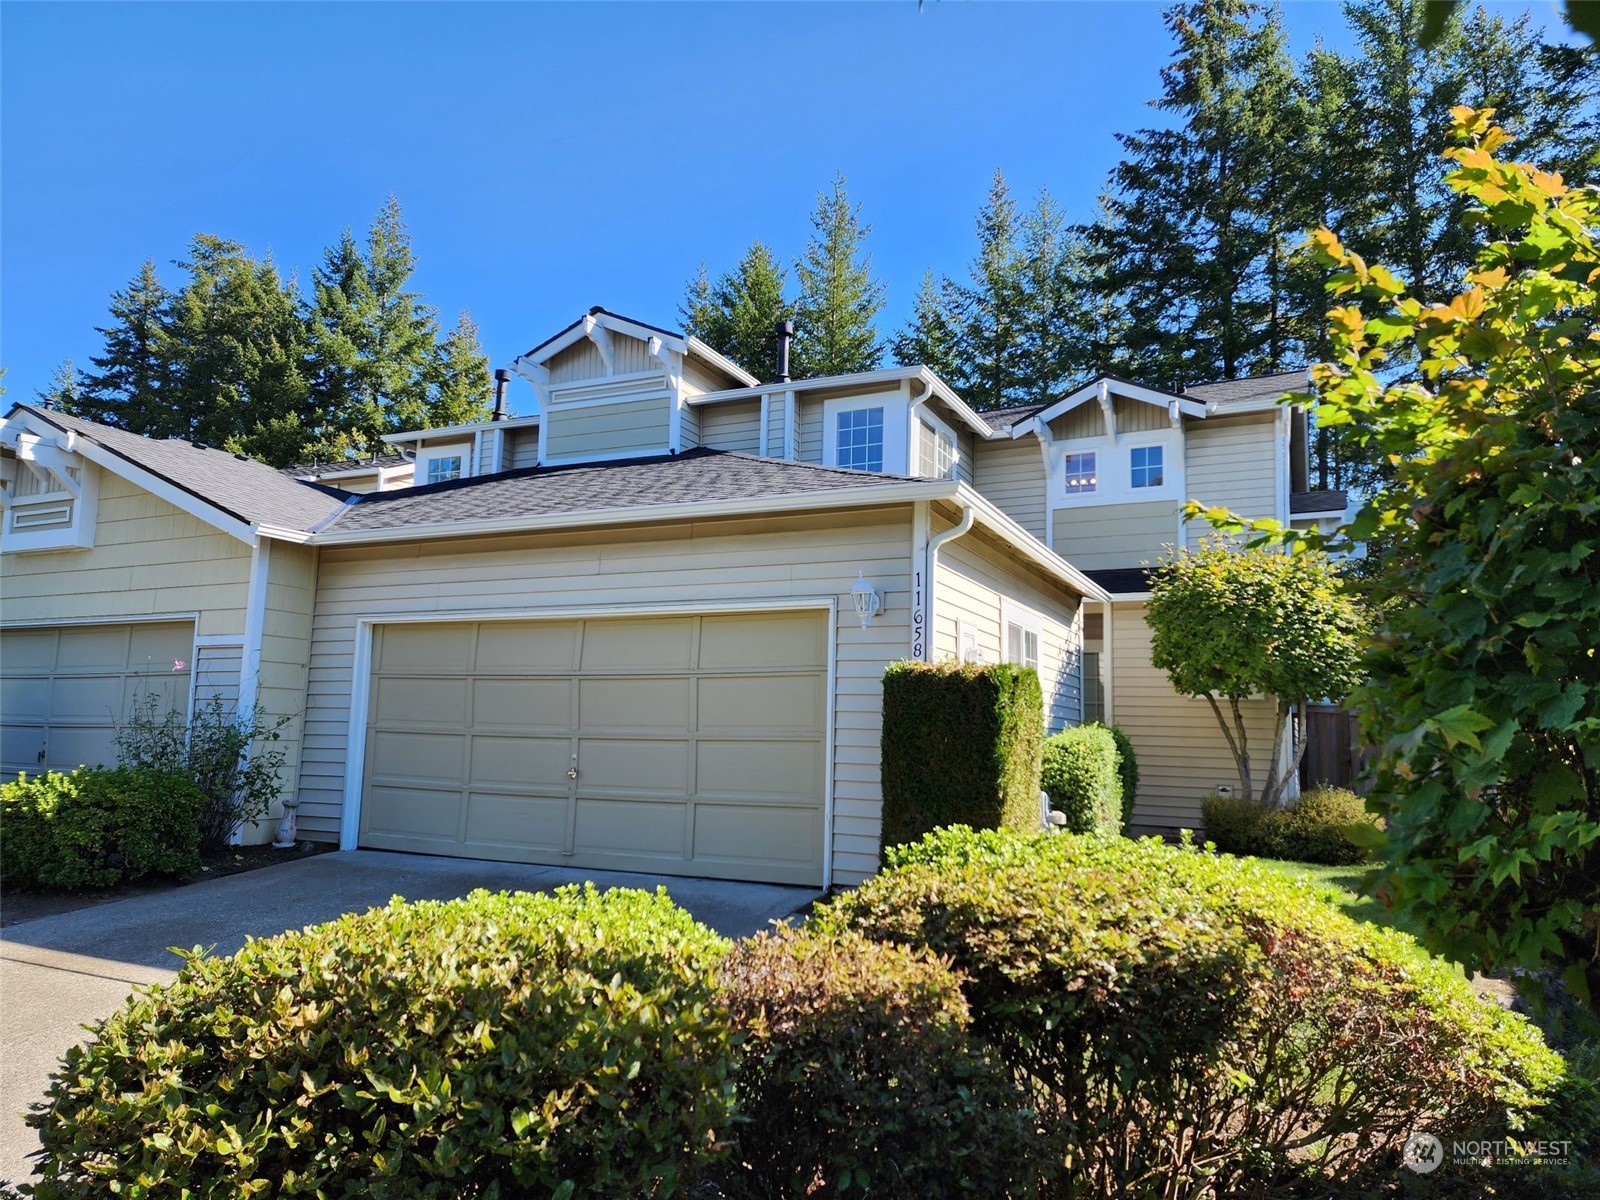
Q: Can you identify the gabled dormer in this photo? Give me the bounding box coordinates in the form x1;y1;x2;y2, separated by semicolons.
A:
510;308;756;466
0;410;101;552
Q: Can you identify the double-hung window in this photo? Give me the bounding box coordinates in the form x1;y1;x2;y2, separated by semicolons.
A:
917;420;957;479
835;407;885;473
1130;445;1164;489
425;454;463;484
1063;451;1097;496
1003;601;1042;672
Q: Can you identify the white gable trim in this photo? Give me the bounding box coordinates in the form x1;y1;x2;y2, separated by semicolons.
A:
1031;379;1206;432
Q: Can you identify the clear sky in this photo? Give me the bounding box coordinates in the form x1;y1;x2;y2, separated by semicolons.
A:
0;1;1564;405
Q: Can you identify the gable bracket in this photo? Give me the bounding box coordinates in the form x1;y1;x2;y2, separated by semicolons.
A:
583;315;616;376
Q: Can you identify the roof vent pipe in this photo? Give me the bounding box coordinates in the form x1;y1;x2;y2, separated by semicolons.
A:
774;320;795;384
492;368;512;421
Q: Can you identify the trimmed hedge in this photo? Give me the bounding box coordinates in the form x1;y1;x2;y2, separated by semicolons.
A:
1;767;205;890
1040;726;1122;835
823;826;1564;1199
1202;785;1378;865
879;661;1042;853
28;885;736;1199
1099;723;1139;829
714;926;1046;1199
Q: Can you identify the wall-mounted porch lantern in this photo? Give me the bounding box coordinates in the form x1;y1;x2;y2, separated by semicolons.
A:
851;571;882;630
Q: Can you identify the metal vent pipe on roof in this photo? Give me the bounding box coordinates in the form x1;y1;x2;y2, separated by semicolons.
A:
774;320;795;384
493;368;512;421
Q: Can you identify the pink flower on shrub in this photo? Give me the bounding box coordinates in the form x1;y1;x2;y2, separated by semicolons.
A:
173;659;186;671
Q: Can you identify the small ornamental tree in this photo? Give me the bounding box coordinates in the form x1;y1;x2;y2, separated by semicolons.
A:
1146;544;1368;808
1190;108;1600;1012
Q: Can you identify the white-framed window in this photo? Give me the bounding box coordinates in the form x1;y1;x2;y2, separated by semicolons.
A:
835;407;885;473
1002;600;1043;671
1130;444;1164;489
426;455;463;484
1063;451;1097;496
917;418;958;480
1082;650;1106;723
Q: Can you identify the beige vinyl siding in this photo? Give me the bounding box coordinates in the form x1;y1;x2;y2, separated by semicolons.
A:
252;541;317;841
507;429;539;470
295;507;916;883
543;396;671;460
681;359;727;398
796;397;823;463
765;399;785;458
1111;601;1282;831
954;428;976;486
972;438;1047;540
0;472;250;635
1050;405;1105;441
194;644;242;709
699;400;762;455
547;333;654;384
1052;500;1179;571
1184;414;1280;548
679;397;700;447
1115;396;1169;433
477;433;499;476
933;529;1083;731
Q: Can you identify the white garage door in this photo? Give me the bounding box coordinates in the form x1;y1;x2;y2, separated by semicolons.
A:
360;611;828;885
0;622;194;776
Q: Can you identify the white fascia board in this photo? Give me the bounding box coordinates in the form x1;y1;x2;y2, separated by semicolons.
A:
50;433;257;546
953;482;1112;603
310;479;960;547
253;523;315;545
520;313;688;369
686;337;759;387
915;369;999;440
382;413;539;445
687;366;998;438
1035;379;1206;427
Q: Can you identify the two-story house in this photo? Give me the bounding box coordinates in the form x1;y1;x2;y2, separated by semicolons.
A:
0;306;1333;883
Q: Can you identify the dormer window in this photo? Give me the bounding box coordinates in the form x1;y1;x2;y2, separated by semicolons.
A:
1130;445;1164;489
425;454;463;485
835;407;885;473
1063;451;1097;495
413;442;472;487
917;418;958;480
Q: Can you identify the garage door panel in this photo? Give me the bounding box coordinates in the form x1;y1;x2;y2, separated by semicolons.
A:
697;613;826;670
372;730;464;782
127;623;194;670
46;727;120;771
472;679;571;729
695;803;821;866
475;622;579;672
51;675;132;722
697;739;821;800
118;675;184;719
1;630;57;670
574;797;686;857
464;792;567;848
2;676;46;719
470;734;571;786
364;785;463;839
579;677;690;732
698;675;822;732
2;724;44;767
379;623;476;672
577;737;689;794
56;626;129;669
373;677;469;725
579;617;694;671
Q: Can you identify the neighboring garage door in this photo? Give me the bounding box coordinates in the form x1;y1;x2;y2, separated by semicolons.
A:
0;622;194;776
360;611;828;885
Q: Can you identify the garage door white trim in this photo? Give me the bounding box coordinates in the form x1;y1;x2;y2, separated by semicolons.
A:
338;597;840;887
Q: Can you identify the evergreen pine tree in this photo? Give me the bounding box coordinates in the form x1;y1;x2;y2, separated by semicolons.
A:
890;270;963;382
679;243;791;379
948;170;1030;408
75;260;179;434
429;311;494;429
791;173;885;378
37;358;83;413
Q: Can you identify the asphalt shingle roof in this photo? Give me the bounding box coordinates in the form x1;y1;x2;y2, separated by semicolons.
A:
280;452;412;478
321;448;929;534
1183;370;1308;412
16;405;351;533
980;403;1049;433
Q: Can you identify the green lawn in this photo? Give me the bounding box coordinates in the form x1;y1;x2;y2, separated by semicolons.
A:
1251;857;1428;941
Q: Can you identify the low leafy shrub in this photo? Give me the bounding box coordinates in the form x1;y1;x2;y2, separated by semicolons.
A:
713;926;1046;1199
879;661;1043;853
1040;725;1122;835
117;692;293;851
28;885;735;1199
1;767;205;890
1202;786;1378;865
1100;723;1139;828
824;826;1565;1200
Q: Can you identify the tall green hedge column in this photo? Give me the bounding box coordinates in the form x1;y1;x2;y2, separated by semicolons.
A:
879;661;1044;855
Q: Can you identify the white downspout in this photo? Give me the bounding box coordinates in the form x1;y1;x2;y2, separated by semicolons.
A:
921;503;976;661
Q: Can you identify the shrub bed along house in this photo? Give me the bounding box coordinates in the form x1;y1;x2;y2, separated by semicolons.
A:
26;885;736;1199
1202;784;1378;865
820;826;1566;1200
1099;722;1139;828
1;767;206;890
879;661;1043;852
713;926;1047;1199
1040;725;1122;834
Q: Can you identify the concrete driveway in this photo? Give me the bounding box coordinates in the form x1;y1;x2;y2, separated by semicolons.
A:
0;849;818;1186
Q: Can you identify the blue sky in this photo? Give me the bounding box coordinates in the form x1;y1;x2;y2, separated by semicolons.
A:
0;1;1564;403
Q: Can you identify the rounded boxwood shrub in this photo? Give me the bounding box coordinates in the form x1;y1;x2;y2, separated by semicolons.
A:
1199;790;1277;858
823;826;1565;1199
1099;723;1139;829
1202;785;1379;865
713;926;1047;1200
1040;725;1122;834
2;767;205;890
27;885;735;1199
